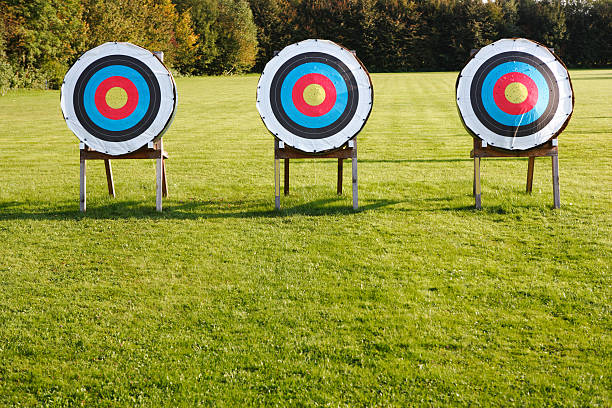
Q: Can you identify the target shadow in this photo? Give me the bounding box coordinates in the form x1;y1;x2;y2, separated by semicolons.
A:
395;193;560;214
0;200;160;221
0;197;400;221
392;195;476;213
164;197;400;218
359;158;473;164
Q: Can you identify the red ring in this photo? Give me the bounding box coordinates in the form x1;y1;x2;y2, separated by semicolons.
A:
94;76;139;120
292;73;336;117
493;72;538;115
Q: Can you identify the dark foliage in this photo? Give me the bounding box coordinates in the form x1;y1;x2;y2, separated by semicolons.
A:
0;0;610;92
247;0;612;72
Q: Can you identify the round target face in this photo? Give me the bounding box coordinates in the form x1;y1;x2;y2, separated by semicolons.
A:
456;38;573;150
257;40;373;153
61;42;177;155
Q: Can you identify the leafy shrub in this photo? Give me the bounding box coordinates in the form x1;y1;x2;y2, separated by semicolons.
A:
82;0;198;72
40;60;67;90
0;0;610;91
174;0;258;75
247;0;611;72
0;58;14;95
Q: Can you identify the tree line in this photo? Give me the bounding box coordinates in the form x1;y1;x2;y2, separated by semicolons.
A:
0;0;610;93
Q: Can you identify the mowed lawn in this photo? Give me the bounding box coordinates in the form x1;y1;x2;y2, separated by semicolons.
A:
0;70;610;407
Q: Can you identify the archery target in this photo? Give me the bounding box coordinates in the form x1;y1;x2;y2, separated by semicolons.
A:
457;38;573;150
61;42;177;155
257;39;373;153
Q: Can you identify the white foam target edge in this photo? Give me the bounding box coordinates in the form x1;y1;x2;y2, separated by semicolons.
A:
457;38;573;150
257;39;372;153
61;42;177;156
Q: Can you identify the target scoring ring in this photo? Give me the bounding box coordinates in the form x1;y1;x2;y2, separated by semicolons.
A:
75;57;158;140
472;54;557;135
456;38;574;150
303;84;326;106
292;73;336;117
493;72;538;115
94;76;139;120
273;57;354;136
257;39;373;153
61;42;177;156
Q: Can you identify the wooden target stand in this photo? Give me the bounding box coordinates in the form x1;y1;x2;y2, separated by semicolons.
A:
77;51;170;213
471;137;560;209
274;138;358;210
79;140;168;212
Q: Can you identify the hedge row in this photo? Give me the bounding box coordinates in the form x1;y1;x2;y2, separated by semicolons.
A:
1;0;610;93
249;0;612;72
0;0;256;92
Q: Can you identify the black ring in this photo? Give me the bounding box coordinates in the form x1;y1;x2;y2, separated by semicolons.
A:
269;52;359;140
469;51;559;138
73;55;161;142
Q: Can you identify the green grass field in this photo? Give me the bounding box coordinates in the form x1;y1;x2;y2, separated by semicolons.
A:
0;70;610;407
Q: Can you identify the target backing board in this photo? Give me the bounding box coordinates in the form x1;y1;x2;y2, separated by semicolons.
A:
61;42;177;156
257;39;373;153
456;38;573;151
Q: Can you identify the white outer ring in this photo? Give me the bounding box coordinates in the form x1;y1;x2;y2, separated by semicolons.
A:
256;39;373;153
61;42;177;156
457;38;573;150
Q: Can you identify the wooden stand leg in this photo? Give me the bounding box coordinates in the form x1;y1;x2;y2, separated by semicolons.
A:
104;159;115;197
474;157;481;210
156;157;163;212
274;138;356;210
337;159;343;195
552;155;560;209
472;139;558;210
526;157;535;193
79;142;168;212
351;141;358;210
80;158;86;213
274;158;281;209
284;158;289;196
162;159;168;198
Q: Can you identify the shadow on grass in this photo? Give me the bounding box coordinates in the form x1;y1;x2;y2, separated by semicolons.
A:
0;197;400;221
397;192;560;214
571;76;612;81
359;158;472;164
393;195;477;213
1;187;559;220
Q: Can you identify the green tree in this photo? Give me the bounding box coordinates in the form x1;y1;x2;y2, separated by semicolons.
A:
292;0;371;57
173;0;219;73
0;12;15;94
517;0;567;51
0;0;87;88
564;0;612;66
248;0;298;71
214;0;258;74
588;0;612;66
496;0;521;38
82;0;197;72
2;0;610;90
174;0;258;74
365;0;422;72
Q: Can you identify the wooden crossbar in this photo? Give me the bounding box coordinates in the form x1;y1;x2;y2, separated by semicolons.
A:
79;140;168;212
274;138;358;210
470;138;560;209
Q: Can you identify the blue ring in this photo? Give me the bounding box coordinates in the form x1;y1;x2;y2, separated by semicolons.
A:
481;61;549;127
279;62;348;128
83;65;150;132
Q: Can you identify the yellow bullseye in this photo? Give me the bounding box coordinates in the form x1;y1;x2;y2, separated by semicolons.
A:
303;84;326;106
105;87;128;109
504;82;528;104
